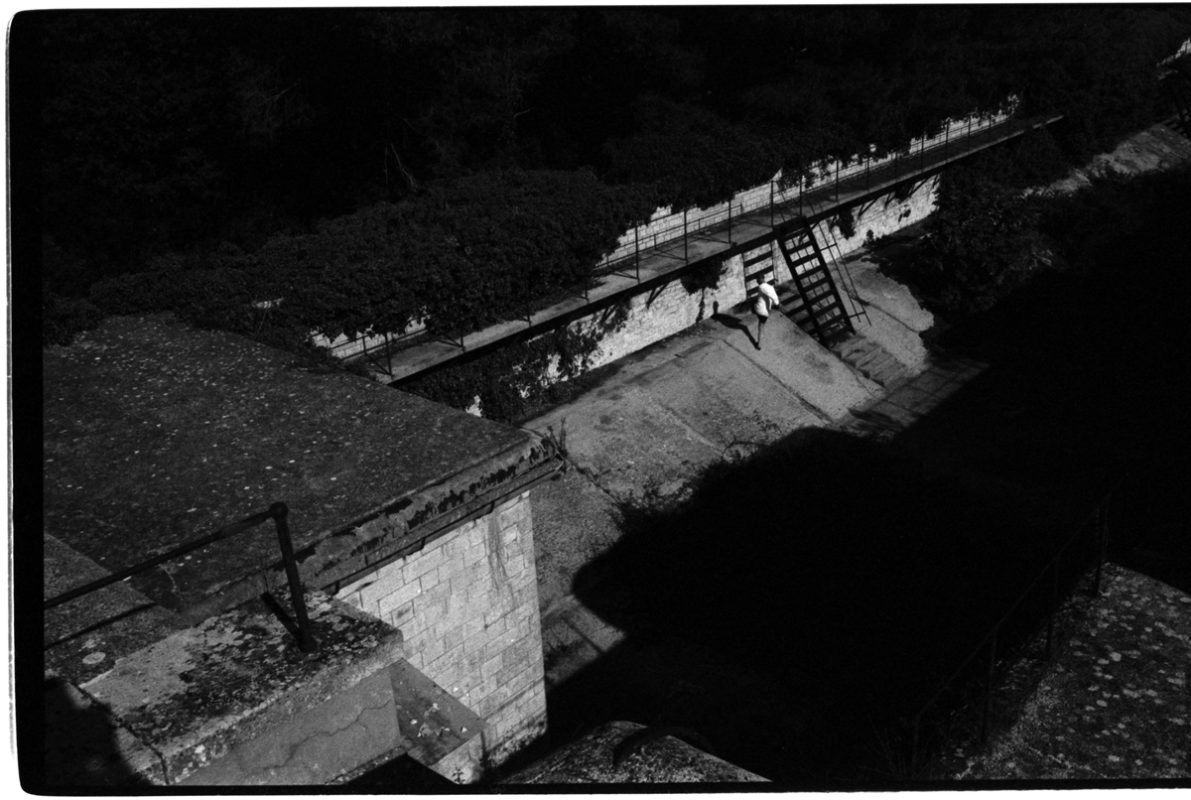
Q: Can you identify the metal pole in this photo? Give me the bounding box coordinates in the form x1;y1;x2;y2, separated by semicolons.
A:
835;161;840;203
770;181;775;228
799;161;804;217
728;198;733;244
272;502;318;653
635;227;641;282
683;209;689;262
45;509;275;609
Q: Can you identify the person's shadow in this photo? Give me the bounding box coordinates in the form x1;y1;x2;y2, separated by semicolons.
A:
36;676;153;788
710;301;758;348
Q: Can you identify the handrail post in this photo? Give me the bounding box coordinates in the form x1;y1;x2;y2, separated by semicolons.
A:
635;226;641;282
798;161;804;217
271;502;318;653
683;209;689;262
769;181;775;228
727;198;733;244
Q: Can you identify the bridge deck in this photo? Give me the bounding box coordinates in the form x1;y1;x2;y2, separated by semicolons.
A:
371;114;1062;385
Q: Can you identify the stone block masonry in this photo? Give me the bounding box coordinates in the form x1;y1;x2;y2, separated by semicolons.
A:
336;490;546;771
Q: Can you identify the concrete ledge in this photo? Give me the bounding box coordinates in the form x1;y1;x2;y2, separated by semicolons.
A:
72;591;405;785
388;660;486;784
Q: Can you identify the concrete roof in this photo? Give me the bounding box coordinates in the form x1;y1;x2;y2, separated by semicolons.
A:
43;314;549;619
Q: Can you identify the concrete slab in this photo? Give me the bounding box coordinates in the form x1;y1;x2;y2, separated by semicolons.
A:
74;591;406;785
506;720;768;784
532;381;722;504
43;314;551;618
718;311;878;420
945;564;1191;780
847;256;935;333
44;534;185;686
852;301;931;375
639;337;827;456
529;469;625;615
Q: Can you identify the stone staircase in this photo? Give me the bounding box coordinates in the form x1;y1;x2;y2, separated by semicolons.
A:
832;332;912;390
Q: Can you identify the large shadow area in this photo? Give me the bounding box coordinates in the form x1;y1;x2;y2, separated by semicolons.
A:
553;168;1191;786
559;421;1092;786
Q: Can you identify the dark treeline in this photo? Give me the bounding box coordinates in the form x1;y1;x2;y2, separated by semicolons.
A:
18;7;1191;344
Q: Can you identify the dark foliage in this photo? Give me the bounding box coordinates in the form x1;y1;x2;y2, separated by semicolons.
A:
910;166;1056;315
18;7;1191;344
83;171;654;351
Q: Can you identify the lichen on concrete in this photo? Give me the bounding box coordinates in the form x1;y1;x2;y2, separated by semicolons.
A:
78;590;403;784
505;720;768;784
942;564;1190;781
42;313;551;617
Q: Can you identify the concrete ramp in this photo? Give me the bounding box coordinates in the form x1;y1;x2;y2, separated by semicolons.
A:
717;311;879;419
529;312;879;506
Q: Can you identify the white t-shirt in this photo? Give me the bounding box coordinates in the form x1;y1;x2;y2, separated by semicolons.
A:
753;282;779;317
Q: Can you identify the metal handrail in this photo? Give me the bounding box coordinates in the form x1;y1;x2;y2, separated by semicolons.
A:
594;112;1062;280
44;502;319;653
802;198;871;328
904;475;1123;775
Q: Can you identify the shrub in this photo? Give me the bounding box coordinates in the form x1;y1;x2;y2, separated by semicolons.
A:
243;170;656;341
42;292;104;346
909;167;1057;315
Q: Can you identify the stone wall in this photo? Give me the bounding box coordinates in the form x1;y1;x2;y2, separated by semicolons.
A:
557;173;939;378
577;254;747;370
335;491;546;771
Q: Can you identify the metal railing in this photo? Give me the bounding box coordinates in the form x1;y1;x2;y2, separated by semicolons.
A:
800;198;871;328
903;477;1122;777
594;112;1063;281
44;502;319;653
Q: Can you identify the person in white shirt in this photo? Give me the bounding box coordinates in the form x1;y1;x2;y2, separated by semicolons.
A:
753;279;780;350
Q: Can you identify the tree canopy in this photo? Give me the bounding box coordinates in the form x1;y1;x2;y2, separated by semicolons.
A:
18;7;1191;343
